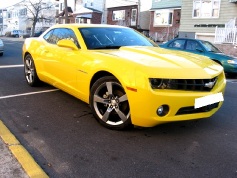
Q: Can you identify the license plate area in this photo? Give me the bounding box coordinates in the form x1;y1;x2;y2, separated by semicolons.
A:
195;92;224;109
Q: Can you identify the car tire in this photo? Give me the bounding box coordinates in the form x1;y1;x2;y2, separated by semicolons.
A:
0;53;3;56
24;54;40;86
90;76;132;130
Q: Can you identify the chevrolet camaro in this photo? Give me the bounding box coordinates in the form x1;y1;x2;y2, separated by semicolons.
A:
22;24;226;130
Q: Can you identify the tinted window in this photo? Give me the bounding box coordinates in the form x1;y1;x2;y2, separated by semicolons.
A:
186;40;202;51
43;28;80;48
43;30;54;42
79;27;155;49
200;40;221;53
168;39;185;49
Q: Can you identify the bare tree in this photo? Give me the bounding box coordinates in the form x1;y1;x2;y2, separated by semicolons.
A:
23;0;54;36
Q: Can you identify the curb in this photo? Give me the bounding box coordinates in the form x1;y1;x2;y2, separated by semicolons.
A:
0;120;49;178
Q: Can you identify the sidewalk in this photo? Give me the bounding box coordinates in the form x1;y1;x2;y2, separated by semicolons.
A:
0;137;29;178
0;120;48;178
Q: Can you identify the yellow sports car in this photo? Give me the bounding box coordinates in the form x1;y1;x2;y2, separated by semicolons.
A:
22;24;226;130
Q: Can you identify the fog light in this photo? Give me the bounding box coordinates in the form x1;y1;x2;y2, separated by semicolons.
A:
157;106;164;115
156;105;169;116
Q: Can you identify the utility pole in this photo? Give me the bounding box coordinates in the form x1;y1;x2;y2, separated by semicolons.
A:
64;0;68;24
56;0;68;24
137;0;141;29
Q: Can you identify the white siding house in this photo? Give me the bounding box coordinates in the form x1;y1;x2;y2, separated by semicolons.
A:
4;0;56;36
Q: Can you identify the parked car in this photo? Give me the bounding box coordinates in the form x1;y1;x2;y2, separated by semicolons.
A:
0;39;4;56
11;30;23;37
159;38;237;75
22;24;226;130
33;31;44;37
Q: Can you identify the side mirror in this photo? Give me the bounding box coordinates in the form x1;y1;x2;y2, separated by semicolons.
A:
57;39;79;50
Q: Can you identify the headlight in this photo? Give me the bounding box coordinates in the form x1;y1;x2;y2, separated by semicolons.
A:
227;60;237;64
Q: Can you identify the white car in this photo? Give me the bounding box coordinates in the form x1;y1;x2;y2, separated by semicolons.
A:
0;39;4;56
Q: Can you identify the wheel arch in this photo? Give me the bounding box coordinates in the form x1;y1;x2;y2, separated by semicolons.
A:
212;59;222;66
23;52;31;60
90;71;115;90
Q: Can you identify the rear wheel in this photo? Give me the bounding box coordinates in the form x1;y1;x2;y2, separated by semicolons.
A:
0;53;3;56
90;76;132;130
24;54;40;86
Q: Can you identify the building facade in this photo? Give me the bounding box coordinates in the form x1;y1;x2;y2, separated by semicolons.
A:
3;0;56;36
179;0;237;43
56;0;105;24
106;0;152;35
0;9;7;35
149;0;181;42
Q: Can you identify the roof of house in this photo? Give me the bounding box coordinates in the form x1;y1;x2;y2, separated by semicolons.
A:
150;0;182;10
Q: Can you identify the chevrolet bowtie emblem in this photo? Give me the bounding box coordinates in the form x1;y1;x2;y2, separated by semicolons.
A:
204;78;217;88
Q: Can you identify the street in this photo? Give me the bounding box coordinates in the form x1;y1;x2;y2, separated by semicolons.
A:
0;38;237;178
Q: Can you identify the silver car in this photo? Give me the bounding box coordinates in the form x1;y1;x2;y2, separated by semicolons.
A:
0;39;4;56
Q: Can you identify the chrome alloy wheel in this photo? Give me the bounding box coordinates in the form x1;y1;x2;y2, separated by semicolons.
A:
24;54;40;86
91;77;131;129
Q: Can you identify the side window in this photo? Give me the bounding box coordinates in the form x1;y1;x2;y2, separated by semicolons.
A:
43;30;55;44
43;28;80;48
186;40;202;51
168;39;185;49
65;29;80;48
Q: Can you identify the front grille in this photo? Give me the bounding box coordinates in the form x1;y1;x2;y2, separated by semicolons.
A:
168;77;218;92
176;102;219;115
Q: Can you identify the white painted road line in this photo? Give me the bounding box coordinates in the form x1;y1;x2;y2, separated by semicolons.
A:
0;89;59;100
0;65;24;68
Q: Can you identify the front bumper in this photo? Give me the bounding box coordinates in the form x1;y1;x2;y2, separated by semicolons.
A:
127;73;226;127
224;63;237;73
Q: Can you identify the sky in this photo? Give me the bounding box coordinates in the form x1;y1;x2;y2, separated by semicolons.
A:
0;0;152;9
0;0;23;8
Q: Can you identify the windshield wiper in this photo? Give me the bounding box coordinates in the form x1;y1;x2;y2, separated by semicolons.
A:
92;45;121;49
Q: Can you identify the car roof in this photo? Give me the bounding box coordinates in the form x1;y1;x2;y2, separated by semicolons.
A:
171;38;208;43
51;23;128;29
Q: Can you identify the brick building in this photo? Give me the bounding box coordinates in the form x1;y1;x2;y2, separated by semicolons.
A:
149;0;181;42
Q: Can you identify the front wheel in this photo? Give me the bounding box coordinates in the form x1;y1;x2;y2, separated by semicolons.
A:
90;76;132;130
24;54;40;86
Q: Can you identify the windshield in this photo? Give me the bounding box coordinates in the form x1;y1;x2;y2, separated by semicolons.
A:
200;40;222;53
79;27;156;49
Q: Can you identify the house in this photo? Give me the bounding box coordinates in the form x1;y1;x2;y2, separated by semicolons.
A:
106;0;152;35
179;0;237;56
3;0;56;36
0;9;7;36
149;0;181;42
56;0;105;24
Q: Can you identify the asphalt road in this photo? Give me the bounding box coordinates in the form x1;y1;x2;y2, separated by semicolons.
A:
0;38;237;178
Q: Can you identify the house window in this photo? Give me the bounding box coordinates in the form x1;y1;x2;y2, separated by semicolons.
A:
131;9;137;26
19;8;27;16
112;10;125;21
193;0;220;18
153;9;173;26
60;3;64;11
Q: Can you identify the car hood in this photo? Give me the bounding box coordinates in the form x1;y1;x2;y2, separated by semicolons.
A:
208;52;235;60
95;46;223;79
